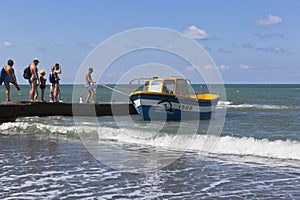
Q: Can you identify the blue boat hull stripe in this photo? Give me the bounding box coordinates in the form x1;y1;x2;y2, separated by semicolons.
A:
133;99;215;113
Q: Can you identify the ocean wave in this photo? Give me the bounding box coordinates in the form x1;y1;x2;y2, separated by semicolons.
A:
1;120;300;161
0;121;95;136
210;136;300;160
217;101;289;110
217;101;234;106
227;103;289;110
96;126;300;160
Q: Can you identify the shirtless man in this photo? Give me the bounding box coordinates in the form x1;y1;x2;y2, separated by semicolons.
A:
85;67;96;103
2;59;20;101
29;58;40;102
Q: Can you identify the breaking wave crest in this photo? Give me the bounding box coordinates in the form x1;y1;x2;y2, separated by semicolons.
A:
97;127;300;160
1;120;299;161
217;101;289;110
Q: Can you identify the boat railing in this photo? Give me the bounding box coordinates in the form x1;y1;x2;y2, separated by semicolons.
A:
170;76;192;84
129;77;153;92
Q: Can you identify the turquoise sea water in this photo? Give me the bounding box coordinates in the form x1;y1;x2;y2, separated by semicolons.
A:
0;84;131;103
1;84;300;199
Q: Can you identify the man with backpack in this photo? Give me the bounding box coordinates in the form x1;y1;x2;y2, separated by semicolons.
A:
24;58;39;102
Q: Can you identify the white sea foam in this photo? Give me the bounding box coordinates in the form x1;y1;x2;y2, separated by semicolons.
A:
217;101;289;110
217;101;233;107
1;121;300;160
96;126;300;160
0;121;97;135
226;103;289;110
210;136;300;160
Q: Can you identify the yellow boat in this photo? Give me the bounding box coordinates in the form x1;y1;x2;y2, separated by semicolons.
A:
129;77;219;121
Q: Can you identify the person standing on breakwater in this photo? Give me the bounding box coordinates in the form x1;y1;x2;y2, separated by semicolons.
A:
39;70;46;102
54;63;61;102
49;64;62;103
1;59;20;101
49;66;55;102
85;67;96;103
29;58;40;102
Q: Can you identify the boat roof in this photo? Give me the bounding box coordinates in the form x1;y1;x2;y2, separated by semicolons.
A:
143;77;190;82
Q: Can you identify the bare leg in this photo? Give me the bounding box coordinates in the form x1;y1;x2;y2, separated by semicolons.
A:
30;81;37;102
11;80;20;91
49;85;54;102
91;90;95;103
53;84;58;102
29;84;34;101
34;89;38;101
4;82;10;101
86;91;92;103
57;85;61;101
41;89;45;102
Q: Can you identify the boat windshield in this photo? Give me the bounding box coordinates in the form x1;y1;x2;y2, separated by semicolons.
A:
175;79;190;95
149;80;162;92
163;80;175;94
134;85;144;92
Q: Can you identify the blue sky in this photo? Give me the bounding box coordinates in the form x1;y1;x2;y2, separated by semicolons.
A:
0;0;299;84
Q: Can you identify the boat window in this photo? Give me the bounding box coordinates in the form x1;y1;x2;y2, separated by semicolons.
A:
143;81;149;91
134;85;144;92
163;80;175;94
176;79;189;95
149;80;162;92
187;84;195;95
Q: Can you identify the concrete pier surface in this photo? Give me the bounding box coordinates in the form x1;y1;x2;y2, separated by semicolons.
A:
0;101;137;123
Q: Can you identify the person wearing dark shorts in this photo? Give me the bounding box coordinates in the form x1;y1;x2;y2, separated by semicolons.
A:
39;70;46;102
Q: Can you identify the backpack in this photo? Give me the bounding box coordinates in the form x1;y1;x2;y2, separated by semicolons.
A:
49;73;56;84
0;68;5;85
23;65;31;79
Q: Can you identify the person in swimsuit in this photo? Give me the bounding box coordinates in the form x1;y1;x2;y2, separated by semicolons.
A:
85;67;96;103
39;70;46;102
53;63;62;102
29;58;40;102
2;59;20;101
49;66;55;102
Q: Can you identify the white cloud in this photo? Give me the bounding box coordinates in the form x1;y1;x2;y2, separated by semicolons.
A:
239;64;252;69
185;66;196;72
256;45;286;53
165;44;176;50
183;25;211;40
4;41;12;47
254;15;283;26
219;64;230;70
204;64;215;70
270;46;285;53
86;42;97;48
254;32;285;39
218;48;232;54
184;65;215;72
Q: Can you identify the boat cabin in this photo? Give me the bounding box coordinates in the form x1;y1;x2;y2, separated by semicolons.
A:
134;77;193;96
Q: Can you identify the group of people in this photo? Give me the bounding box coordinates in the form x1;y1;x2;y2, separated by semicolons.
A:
1;58;62;102
1;58;98;103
